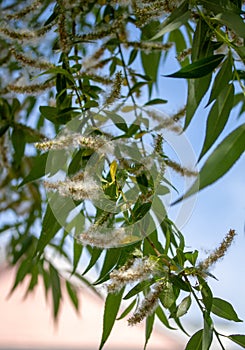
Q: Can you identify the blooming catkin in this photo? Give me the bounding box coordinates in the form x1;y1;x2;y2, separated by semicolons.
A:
44;178;99;201
128;281;164;325
35;133;114;154
198;229;236;271
78;226;129;249
107;257;158;292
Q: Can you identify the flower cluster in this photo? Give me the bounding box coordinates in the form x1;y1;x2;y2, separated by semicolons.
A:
107;257;158;293
106;71;123;105
166;159;198;177
35;133;114;154
4;0;41;20
10;48;54;70
44;177;99;201
198;229;236;271
128;281;164;325
78;226;131;249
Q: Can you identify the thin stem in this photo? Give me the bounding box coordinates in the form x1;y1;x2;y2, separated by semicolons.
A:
184;276;226;350
145;237;171;267
214;330;226;350
116;36;137;107
196;6;245;64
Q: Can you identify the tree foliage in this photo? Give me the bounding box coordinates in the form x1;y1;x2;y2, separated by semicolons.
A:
0;0;245;349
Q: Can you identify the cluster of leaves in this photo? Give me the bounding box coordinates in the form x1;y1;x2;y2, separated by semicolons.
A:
0;0;244;349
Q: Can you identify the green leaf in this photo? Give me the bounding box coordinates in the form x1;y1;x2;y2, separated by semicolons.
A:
99;288;124;350
0;120;9;136
155;306;176;330
144;313;155;350
49;264;62;319
66;281;79;311
185;250;198;265
129;81;149;95
228;334;245;348
170;28;189;66
105;110;128;132
207;53;233;105
174;124;245;203
12;128;25;167
185;329;203;350
82;247;102;275
83;100;99;109
72;239;83;274
198;276;213;313
41;67;75;84
94;248;121;285
199;83;234;159
25;264;39;294
144;98;168;106
203;311;213;350
165;55;225;79
19;152;48;186
40;105;79;124
185;75;211;129
124;280;153;300
128;49;138;65
198;0;238;14
214;12;245;39
133;202;151;222
211;297;242;322
117;299;136;320
40;106;57;119
176;295;192;318
141;21;162;96
35;203;62;256
10;259;32;294
160;280;175;309
151;0;189;39
192;18;210;61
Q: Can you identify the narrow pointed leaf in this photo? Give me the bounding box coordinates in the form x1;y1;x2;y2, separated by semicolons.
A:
155;306;176;330
176;295;192;318
144;313;155;350
151;0;189;39
199;83;234;159
191;18;210;61
214;12;245;39
117;299;136;320
185;75;211;129
124;280;153;300
35;203;62;255
203;311;214;350
82;247;102;275
198;276;213;313
66;281;79;311
49;264;62;319
207;54;233;105
211;297;242;322
94;248;121;285
9;259;31;294
72;237;83;274
141;21;162;96
99;288;124;350
144;98;167;106
173;124;245;203
165;55;225;79
185;329;203;350
19;152;48;186
228;334;245;348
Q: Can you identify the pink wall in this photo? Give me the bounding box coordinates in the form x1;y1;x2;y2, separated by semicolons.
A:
0;265;183;349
